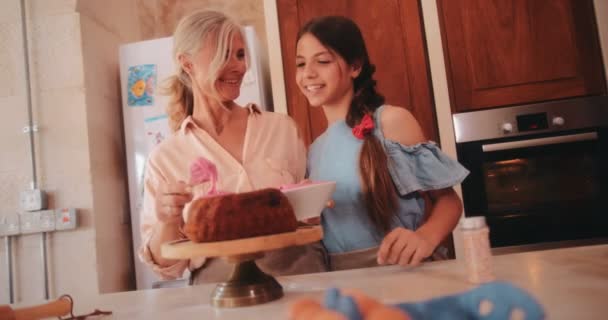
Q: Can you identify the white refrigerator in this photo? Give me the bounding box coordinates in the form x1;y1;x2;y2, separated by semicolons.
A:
118;27;269;289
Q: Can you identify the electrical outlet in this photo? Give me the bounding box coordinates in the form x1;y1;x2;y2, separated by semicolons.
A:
20;189;48;211
39;210;55;232
19;210;55;234
0;213;20;236
55;208;77;231
19;211;35;234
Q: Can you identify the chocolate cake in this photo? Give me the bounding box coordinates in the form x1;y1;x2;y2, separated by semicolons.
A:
184;188;298;242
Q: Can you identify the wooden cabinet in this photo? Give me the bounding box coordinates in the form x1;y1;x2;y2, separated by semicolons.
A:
438;0;606;113
277;0;438;145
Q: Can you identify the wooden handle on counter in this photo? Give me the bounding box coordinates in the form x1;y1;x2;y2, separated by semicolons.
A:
0;297;72;320
0;305;17;320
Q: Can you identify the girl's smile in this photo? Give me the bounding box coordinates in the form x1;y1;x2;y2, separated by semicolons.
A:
295;33;357;111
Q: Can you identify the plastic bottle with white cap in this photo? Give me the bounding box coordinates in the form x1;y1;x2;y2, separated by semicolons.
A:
461;216;495;284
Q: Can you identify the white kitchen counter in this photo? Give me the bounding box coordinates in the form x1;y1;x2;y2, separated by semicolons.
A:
42;245;608;319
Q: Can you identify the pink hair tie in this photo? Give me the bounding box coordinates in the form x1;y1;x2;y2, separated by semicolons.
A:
352;114;374;140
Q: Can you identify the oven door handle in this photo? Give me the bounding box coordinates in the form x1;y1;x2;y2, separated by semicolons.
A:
482;132;598;152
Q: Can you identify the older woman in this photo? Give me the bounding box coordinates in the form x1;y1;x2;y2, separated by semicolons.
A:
139;10;326;284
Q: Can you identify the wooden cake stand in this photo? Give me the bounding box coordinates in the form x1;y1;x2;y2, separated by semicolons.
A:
161;226;322;308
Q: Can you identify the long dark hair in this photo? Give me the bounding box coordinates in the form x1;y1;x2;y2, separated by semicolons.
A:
297;16;397;233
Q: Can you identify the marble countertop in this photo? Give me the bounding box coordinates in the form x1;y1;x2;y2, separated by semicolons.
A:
52;245;608;319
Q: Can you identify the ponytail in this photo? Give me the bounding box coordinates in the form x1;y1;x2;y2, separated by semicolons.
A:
164;71;194;132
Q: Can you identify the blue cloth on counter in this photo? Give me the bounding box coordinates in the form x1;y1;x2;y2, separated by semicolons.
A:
323;282;545;320
307;105;469;254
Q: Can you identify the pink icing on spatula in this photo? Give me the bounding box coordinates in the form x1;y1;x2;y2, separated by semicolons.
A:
190;157;219;196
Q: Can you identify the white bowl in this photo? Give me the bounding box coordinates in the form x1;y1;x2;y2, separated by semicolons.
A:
281;181;336;221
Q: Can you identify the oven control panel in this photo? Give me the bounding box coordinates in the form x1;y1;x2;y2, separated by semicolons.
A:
452;95;608;143
517;112;549;132
502;114;565;136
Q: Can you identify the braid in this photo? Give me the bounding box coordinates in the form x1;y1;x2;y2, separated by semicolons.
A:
347;64;397;233
346;64;384;126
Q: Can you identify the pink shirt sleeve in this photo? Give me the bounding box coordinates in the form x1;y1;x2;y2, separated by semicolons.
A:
138;158;189;280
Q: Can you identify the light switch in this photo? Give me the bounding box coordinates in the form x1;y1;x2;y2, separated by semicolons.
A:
19;210;55;234
20;189;48;211
55;208;77;231
0;213;20;236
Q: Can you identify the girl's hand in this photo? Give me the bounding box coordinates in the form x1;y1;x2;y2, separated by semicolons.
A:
155;181;193;226
377;227;434;266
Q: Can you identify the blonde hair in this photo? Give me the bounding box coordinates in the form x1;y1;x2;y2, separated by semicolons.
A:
165;10;247;132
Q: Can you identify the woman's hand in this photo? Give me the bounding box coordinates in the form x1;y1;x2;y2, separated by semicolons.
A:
155;181;193;226
377;227;435;266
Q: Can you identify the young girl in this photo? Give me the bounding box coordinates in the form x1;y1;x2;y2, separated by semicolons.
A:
295;16;469;270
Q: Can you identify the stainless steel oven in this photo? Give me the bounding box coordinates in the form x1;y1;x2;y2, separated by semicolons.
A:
454;96;608;248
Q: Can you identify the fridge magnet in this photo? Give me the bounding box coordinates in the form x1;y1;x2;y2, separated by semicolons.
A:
127;64;156;106
144;114;169;149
